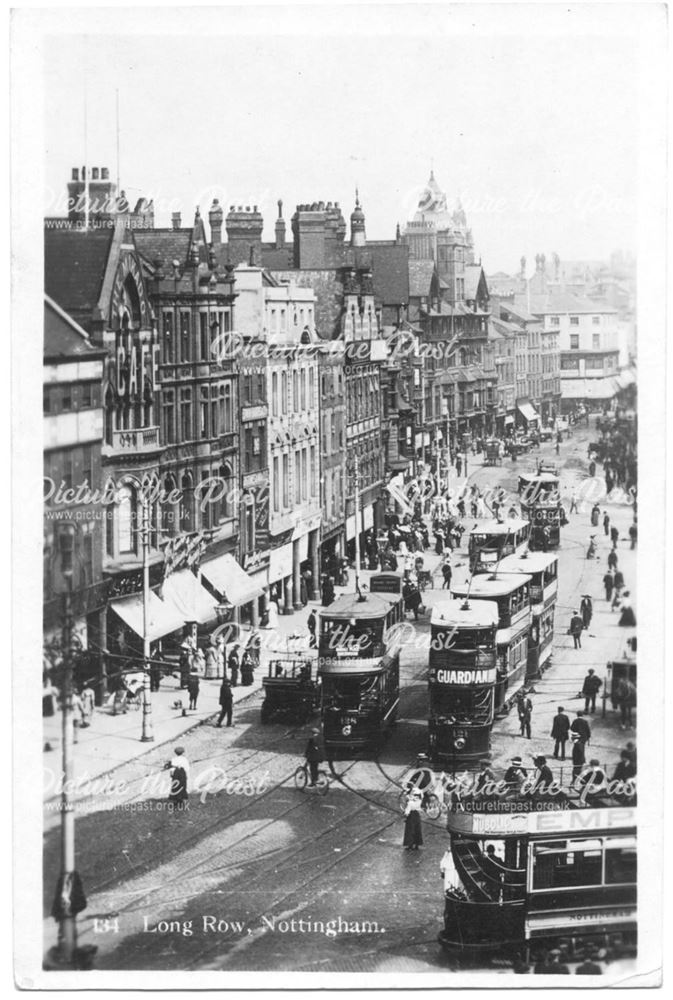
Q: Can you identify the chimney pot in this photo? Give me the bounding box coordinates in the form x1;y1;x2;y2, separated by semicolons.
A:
172;211;182;230
102;167;109;180
92;167;99;180
245;205;250;212
72;168;79;181
253;204;257;212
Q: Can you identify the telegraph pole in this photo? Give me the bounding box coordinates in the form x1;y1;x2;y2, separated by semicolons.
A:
140;493;154;742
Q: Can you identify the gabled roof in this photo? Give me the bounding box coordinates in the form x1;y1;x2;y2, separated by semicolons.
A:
44;228;115;318
133;228;192;268
44;296;107;362
365;244;409;306
464;263;487;301
408;260;437;299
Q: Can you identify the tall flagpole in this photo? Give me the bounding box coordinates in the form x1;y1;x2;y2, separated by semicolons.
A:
83;70;89;231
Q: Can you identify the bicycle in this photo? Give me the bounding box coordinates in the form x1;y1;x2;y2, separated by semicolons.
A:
293;762;330;795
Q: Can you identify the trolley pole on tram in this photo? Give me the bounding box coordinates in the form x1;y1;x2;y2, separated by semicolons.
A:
140;493;154;743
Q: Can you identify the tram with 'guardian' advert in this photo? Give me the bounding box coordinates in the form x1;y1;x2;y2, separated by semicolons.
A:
317;591;403;754
468;518;531;574
428;600;500;767
518;473;562;550
451;573;532;714
498;552;558;680
439;804;637;957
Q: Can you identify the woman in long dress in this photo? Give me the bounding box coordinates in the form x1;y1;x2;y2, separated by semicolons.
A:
618;592;636;627
403;790;423;850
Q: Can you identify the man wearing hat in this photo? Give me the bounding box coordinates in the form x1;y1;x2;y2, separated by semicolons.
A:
578;759;607;801
474;758;496;797
504;756;527;795
551;706;571;759
304;729;323;786
531;755;554;797
576;948;603;975
582;669;602;714
569;609;584;649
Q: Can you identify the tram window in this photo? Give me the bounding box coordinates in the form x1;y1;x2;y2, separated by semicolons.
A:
430;686;492;724
605;847;637;885
532;843;603;890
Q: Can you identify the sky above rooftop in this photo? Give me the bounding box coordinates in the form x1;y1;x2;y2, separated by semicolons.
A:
39;5;659;273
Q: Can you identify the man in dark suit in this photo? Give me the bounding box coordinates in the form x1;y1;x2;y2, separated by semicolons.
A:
571;710;591;745
216;678;233;727
551;706;570;760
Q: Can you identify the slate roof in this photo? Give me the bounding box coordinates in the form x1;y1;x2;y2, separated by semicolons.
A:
44;296;107;362
133;229;192;267
44;228;114;318
464;263;485;301
366;244;409;306
408;260;436;298
521;290;619;316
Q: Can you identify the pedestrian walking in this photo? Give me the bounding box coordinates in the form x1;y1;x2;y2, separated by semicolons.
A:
205;644;218;680
307;608;317;648
580;595;593;629
571;733;587;784
516;691;532;738
402;788;423;850
611;569;625;609
165;747;189;808
610;525;619;548
305;729;323;786
603;512;610;536
321;575;335;607
216;636;225;678
441;562;452;589
241;648;255;686
216;678;233;727
80;682;95;725
629;522;637;549
551;706;570;760
616;677;636;729
603;569;615;602
618;592;636;627
229;645;240;687
591;503;600;527
607;549;619;571
582;669;602;714
569;491;579;514
150;661;161;692
179;649;190;690
455;455;462;477
187;671;200;710
588;460;597;478
569;610;584;649
571;710;591;745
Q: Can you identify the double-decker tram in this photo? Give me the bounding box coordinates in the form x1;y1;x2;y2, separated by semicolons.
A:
467;518;531;574
317;591;403;753
439;803;637;957
451;573;532;712
518;473;562;550
498;552;558;680
428;599;500;767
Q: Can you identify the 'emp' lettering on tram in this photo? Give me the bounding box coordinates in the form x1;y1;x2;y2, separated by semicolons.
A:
432;669;497;685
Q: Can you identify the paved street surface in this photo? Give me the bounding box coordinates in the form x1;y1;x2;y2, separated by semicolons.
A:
43;419;637;972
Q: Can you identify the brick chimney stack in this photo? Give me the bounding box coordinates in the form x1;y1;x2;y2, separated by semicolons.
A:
225;204;264;267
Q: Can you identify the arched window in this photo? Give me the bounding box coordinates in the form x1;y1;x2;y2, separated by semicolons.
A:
180;472;193;533
163;475;178;536
272;372;278;415
281;372;288;414
220;462;234;520
123;275;142;327
117;485;137;554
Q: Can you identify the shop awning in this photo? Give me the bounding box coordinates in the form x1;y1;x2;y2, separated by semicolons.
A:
517;402;539;423
199;554;264;608
110;591;186;642
162;568;219;623
561;378;619;401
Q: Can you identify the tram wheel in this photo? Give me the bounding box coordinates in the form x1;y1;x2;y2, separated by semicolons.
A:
425;794;442;820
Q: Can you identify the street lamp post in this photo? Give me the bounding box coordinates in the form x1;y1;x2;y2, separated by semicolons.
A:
140;492;154;743
47;526;95;969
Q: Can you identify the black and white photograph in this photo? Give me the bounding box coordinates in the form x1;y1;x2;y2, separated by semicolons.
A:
11;1;666;988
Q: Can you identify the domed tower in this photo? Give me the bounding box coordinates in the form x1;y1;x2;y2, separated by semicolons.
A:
350;189;366;247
